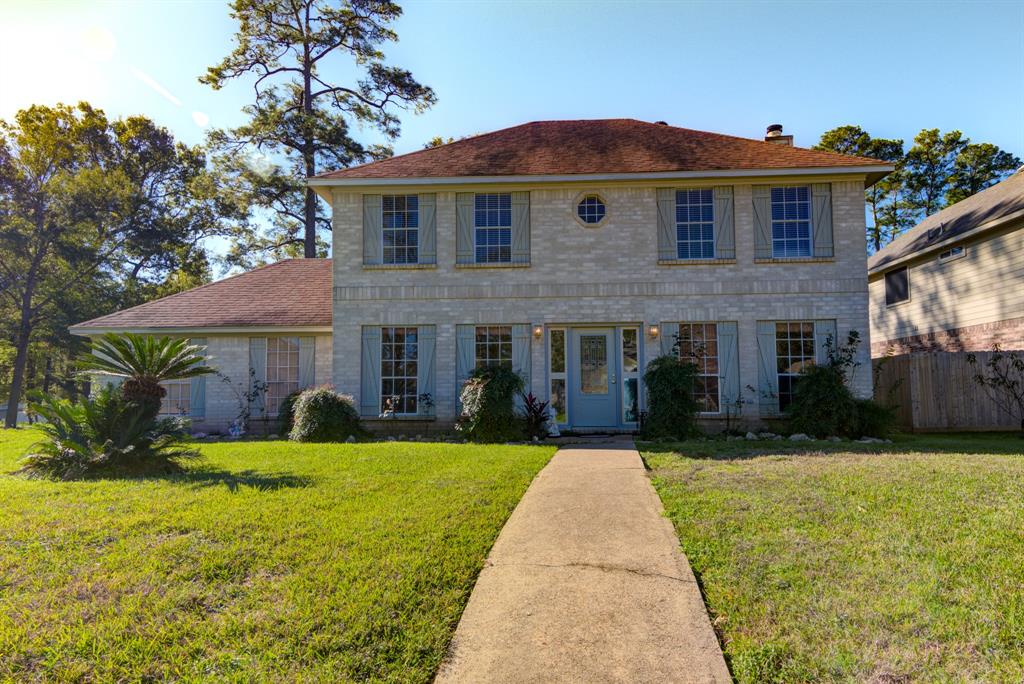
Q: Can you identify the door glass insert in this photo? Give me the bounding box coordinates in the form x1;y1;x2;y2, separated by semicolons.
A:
580;334;608;394
622;328;638;373
621;327;641;423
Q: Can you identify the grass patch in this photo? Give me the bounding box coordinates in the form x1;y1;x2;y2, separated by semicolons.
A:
643;433;1024;682
0;427;554;682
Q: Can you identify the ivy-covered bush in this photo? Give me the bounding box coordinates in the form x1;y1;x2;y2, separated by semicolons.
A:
641;355;700;440
786;330;895;438
289;387;362;442
277;389;303;436
20;386;199;480
456;365;525;443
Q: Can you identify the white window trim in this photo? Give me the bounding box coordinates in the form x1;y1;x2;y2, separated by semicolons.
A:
473;193;513;264
381;194;419;266
380;326;419;416
938;245;966;263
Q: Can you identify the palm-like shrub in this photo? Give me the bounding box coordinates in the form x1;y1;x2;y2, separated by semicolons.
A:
19;387;199;480
78;333;214;419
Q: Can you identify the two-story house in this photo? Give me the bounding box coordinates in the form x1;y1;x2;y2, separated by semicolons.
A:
71;119;891;433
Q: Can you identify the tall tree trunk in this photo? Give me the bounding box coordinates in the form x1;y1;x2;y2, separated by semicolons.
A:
42;356;53;394
301;8;317;259
4;289;35;428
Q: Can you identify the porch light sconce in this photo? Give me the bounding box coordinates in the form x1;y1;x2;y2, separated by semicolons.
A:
532;324;544;339
648;324;660;339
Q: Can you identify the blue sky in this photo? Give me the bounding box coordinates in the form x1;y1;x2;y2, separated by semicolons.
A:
1;0;1022;266
2;0;1021;154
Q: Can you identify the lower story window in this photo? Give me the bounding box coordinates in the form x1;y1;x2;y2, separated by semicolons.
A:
677;323;720;413
159;379;190;416
381;327;418;414
266;337;299;416
775;321;815;410
475;326;512;369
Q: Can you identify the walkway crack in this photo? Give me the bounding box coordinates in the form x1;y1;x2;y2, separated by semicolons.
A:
490;559;696;585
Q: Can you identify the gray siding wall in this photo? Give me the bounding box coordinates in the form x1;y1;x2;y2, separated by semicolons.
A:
869;219;1024;350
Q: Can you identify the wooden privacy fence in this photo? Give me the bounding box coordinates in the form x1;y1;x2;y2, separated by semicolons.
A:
872;351;1020;431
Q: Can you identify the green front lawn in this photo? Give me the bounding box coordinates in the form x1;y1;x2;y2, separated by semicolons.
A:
644;434;1024;683
0;428;554;682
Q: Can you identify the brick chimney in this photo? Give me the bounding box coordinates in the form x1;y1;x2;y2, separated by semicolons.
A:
764;124;793;146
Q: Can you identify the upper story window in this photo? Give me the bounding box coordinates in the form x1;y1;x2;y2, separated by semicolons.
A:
884;267;910;306
474;193;512;263
939;245;965;262
475;326;513;369
675;189;715;259
577;195;606;225
382;195;419;264
771;186;812;258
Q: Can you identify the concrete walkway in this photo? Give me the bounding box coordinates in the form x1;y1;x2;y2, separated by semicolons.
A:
435;443;731;683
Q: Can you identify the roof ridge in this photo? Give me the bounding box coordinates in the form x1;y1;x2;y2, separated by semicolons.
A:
73;259;330;328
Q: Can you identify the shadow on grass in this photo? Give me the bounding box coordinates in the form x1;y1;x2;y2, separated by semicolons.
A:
640;432;1024;462
165;467;316;491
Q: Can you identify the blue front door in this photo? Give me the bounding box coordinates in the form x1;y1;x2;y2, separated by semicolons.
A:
569;328;618;428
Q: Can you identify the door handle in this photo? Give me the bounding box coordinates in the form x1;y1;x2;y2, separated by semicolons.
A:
611;373;617;384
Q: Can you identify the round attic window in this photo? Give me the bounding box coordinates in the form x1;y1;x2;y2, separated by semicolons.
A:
576;195;607;225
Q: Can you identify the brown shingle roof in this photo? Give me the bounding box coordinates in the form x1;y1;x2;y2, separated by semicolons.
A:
868;169;1024;273
315;119;890;180
70;259;332;331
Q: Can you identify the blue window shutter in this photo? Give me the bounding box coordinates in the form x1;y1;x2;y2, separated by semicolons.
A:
716;323;739;408
249;337;267;418
660;322;679;357
511;192;530;264
656;188;676;260
756;321;779;415
811;183;834;258
189;338;207;420
814;320;838;366
713;186;735;259
455;324;475;408
752;185;772;259
363;195;383;265
360;327;381;417
416;325;436;414
456;193;474;264
418;193;436;265
512;324;531;393
298;337;315;389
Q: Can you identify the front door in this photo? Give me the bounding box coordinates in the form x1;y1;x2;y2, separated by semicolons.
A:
570;328;618;428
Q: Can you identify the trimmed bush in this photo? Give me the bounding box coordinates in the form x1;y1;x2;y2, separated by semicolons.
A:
641;355;700;440
786;330;895;439
456;365;525;443
289;387;362;442
20;386;199;480
277;389;303;436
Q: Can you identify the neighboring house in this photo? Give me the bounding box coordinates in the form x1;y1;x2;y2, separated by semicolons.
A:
70;260;333;430
869;169;1024;356
72;119;892;433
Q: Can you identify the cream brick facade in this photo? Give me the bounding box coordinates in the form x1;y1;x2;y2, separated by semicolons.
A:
329;175;874;429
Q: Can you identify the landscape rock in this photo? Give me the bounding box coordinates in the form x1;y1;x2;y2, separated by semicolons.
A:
856;436;884;444
745;432;759;441
757;432;778;440
827;436;843;442
345;435;356;443
788;433;812;441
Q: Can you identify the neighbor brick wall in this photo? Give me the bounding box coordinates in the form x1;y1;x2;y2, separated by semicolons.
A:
332;178;873;427
870;317;1024;357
